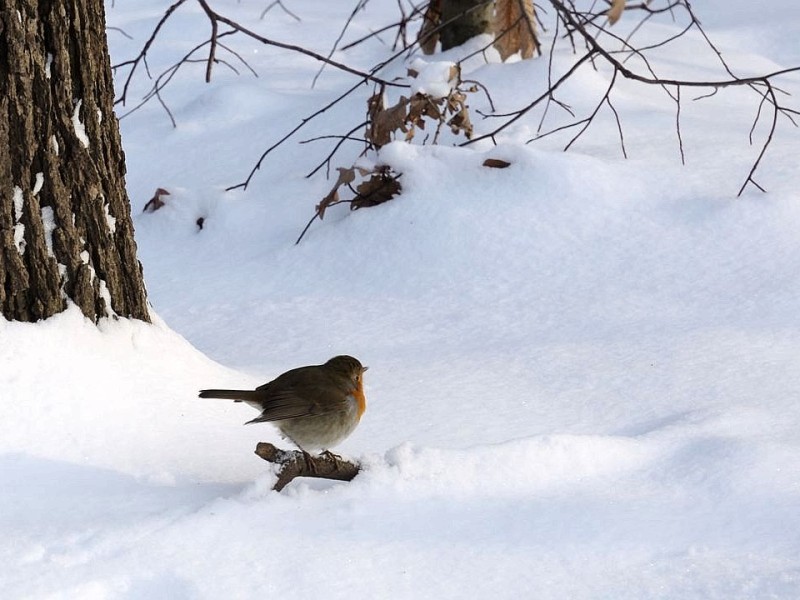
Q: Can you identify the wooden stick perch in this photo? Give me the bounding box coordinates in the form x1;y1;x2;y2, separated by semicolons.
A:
254;442;360;492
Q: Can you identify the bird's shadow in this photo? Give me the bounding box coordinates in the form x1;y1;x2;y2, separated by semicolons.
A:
0;453;242;535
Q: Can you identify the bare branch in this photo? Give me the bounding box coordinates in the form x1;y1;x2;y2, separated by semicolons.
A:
197;2;404;87
549;0;800;89
113;0;800;199
675;84;685;165
564;67;617;152
113;0;189;107
466;0;799;195
108;26;133;40
228;80;370;191
605;94;626;158
218;41;259;78
118;32;238;123
738;83;779;197
260;0;302;22
465;51;596;145
304;120;371;179
196;0;219;83
312;0;369;88
343;2;427;51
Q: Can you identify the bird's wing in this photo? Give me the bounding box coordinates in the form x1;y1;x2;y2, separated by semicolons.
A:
246;378;351;424
245;391;316;424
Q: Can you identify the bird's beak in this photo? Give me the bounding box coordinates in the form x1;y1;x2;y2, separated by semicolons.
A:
362;366;369;372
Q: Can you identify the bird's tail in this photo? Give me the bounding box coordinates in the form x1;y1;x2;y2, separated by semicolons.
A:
198;389;261;403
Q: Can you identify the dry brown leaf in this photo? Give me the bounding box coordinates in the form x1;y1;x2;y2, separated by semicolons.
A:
493;0;538;61
607;0;626;25
446;90;466;112
448;107;473;139
448;64;460;84
482;158;511;169
317;167;356;219
334;166;356;187
365;63;476;149
142;187;170;213
366;94;409;148
352;167;402;210
301;165;402;243
316;189;338;220
408;93;441;128
417;0;442;55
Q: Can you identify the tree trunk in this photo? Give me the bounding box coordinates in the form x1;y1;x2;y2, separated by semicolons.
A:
440;0;493;51
0;0;149;322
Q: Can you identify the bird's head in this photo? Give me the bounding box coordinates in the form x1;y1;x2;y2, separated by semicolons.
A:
325;355;368;385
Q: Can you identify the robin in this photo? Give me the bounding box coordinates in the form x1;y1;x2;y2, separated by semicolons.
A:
198;355;367;452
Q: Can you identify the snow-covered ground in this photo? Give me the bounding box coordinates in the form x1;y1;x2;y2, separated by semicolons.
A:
3;1;800;597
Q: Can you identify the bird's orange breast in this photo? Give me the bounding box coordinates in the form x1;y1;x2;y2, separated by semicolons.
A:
353;381;367;419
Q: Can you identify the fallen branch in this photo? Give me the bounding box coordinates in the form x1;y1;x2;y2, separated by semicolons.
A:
254;442;360;492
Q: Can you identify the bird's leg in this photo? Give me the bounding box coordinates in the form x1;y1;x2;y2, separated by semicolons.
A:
300;449;319;475
285;436;319;475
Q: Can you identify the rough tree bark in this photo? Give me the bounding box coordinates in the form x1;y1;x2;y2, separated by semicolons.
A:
0;0;149;322
440;0;493;51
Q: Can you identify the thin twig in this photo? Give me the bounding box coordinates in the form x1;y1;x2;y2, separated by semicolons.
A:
108;26;134;40
465;51;596;145
675;84;685;164
196;0;218;82
605;95;626;158
199;1;403;87
738;83;778;196
218;41;258;78
228;81;370;191
312;0;368;89
113;0;189;107
260;0;302;22
305;120;371;179
564;68;617;152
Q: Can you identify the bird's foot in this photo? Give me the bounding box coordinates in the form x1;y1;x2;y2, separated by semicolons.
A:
300;450;319;475
320;450;344;469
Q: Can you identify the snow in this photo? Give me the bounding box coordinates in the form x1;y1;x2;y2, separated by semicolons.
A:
102;198;117;234
12;185;25;254
13;184;23;220
41;206;55;256
12;225;25;254
72;99;89;148
409;58;457;98
97;279;114;316
3;1;800;598
32;172;44;196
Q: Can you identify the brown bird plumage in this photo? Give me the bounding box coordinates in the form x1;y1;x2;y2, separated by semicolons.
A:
199;355;367;451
